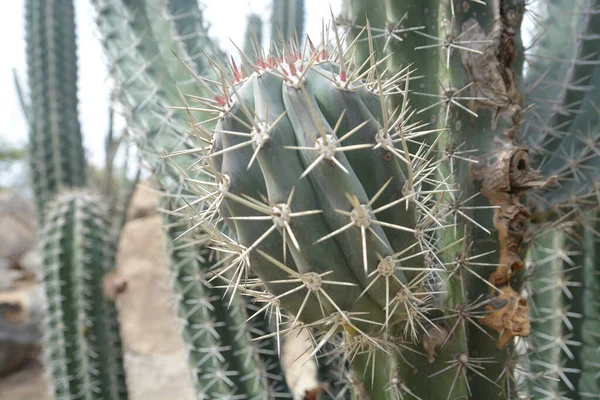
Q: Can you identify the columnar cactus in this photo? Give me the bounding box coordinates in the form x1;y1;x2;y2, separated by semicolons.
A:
244;13;264;60
163;0;600;399
42;192;127;400
271;0;305;45
24;1;132;398
169;0;225;74
25;0;86;223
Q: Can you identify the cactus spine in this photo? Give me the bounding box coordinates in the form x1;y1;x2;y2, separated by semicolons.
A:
271;0;305;45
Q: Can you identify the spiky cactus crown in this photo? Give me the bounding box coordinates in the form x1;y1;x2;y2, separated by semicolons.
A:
166;1;600;398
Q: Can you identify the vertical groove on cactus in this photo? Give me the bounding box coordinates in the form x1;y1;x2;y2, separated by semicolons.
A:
271;0;305;44
42;192;127;400
527;228;585;398
26;0;87;223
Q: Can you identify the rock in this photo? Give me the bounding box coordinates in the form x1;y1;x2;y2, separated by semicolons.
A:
17;250;41;278
282;328;319;399
115;213;196;399
0;283;45;376
116;215;185;356
0;192;36;269
126;180;159;221
0;359;50;400
123;353;194;400
0;259;19;291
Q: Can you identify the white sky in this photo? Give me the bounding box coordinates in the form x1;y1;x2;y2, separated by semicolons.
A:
0;0;341;171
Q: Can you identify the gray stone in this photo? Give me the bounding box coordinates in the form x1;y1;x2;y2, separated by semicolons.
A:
17;250;41;277
0;259;17;290
0;192;36;267
0;284;45;376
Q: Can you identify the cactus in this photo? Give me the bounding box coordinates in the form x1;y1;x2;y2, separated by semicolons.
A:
42;191;127;400
527;229;585;398
244;13;264;61
24;1;132;398
579;213;600;397
161;0;600;399
25;0;87;223
271;0;305;45
92;0;293;397
169;0;225;74
165;210;289;398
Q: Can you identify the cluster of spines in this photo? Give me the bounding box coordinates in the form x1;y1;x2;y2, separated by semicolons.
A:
41;191;127;400
25;0;86;223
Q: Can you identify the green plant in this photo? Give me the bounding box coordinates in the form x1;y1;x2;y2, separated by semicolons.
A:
79;0;600;398
92;0;295;397
271;0;305;45
42;191;127;400
24;1;131;398
160;1;600;400
25;0;86;224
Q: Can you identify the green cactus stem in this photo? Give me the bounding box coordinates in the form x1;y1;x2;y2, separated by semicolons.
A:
92;1;292;398
169;0;225;74
527;229;585;398
26;0;86;223
271;0;305;45
42;191;127;400
244;13;264;61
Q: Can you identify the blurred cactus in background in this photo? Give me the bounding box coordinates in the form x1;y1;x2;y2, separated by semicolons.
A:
25;0;86;224
42;192;128;400
23;0;132;398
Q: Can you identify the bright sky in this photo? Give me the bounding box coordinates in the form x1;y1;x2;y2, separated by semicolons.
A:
0;0;342;171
